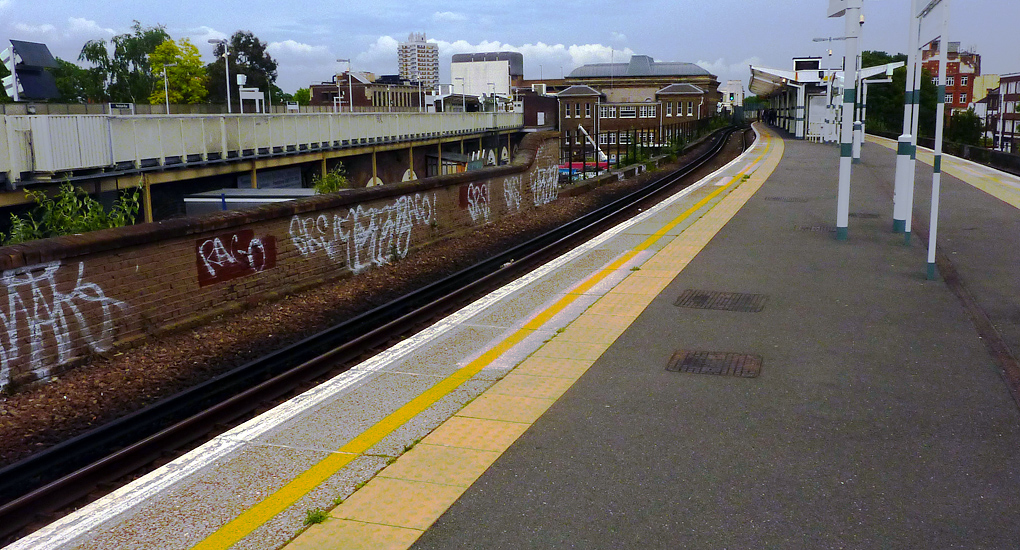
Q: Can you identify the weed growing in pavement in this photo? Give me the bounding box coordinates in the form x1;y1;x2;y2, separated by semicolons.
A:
304;508;329;525
333;495;345;506
630;266;641;271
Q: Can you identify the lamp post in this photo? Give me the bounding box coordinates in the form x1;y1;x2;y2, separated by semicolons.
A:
454;77;465;113
413;73;423;112
162;62;177;114
208;39;231;113
487;82;495;112
337;58;353;112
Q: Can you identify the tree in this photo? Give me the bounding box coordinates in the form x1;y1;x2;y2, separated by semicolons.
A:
293;88;310;105
0;63;10;103
79;21;170;104
860;50;937;137
946;109;982;145
206;31;279;109
51;58;105;103
148;38;208;105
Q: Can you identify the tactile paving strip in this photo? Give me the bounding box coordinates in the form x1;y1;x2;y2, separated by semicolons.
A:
674;289;768;313
665;350;762;378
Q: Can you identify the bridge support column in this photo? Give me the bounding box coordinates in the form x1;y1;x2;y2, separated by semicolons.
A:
371;150;378;182
250;162;258;188
142;173;153;224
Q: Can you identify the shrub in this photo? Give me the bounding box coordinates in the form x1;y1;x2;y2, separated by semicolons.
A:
3;181;141;245
313;164;350;194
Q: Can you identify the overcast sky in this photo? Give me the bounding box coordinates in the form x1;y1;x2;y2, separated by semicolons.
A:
1;0;1016;95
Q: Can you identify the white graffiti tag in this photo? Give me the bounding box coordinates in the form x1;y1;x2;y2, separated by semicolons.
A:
198;235;270;278
290;193;436;273
0;262;129;389
531;166;559;206
466;182;491;223
503;175;523;212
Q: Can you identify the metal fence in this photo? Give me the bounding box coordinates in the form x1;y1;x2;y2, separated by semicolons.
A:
0;112;523;186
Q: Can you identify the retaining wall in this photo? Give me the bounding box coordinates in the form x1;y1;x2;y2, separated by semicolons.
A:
0;131;560;391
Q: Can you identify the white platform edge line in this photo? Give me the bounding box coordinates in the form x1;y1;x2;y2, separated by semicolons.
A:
6;131;764;550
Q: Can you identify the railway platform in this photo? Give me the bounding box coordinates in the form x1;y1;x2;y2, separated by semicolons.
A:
8;123;1020;549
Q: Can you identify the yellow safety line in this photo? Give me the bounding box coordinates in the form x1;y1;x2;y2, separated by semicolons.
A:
193;129;775;550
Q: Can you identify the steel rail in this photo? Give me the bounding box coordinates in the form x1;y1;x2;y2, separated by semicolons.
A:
0;126;737;542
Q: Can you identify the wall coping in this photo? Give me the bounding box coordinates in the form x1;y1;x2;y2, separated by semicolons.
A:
0;131;560;270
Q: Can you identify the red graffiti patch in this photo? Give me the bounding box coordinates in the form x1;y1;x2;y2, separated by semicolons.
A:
196;230;277;287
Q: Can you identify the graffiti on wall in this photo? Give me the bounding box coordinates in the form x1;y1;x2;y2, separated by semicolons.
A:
460;182;491;223
290;192;436;273
196;230;278;287
0;262;129;389
531;166;559;206
503;175;523;212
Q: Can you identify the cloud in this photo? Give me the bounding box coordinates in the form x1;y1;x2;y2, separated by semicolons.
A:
268;40;337;88
67;17;114;38
0;0;12;13
355;35;400;74
695;56;762;87
432;11;467;23
13;22;57;36
610;31;627;43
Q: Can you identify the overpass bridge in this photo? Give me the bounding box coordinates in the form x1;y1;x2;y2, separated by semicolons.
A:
0;111;524;221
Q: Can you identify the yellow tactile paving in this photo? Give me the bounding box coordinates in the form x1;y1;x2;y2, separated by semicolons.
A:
456;393;556;424
486;372;577;400
530;339;610;361
289;519;422;550
868;135;1020;209
423;416;530;452
274;126;784;550
332;477;465;531
379;443;498;487
512;356;595;379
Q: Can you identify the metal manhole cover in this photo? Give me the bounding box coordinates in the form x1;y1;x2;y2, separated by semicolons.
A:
763;196;810;203
674;290;767;312
666;350;762;378
849;212;880;219
796;225;837;232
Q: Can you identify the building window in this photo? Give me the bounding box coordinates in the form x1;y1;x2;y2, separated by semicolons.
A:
666;102;672;117
619;132;632;144
688;101;694;116
961;93;968;104
947;75;955;86
945;93;953;103
619;106;637;118
598;133;609;145
585;103;591;118
564;104;571;118
961;76;969;86
932;76;939;85
600;106;616;118
638;105;655;118
574;103;581;117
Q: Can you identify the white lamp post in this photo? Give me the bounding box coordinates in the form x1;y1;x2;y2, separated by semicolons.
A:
454;77;465;113
162;62;177;114
208;39;231;113
337;58;353;112
488;82;495;112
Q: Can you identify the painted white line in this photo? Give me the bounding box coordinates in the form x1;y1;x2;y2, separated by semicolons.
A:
7;134;766;550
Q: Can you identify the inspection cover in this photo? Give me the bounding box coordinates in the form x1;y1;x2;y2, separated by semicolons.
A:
674;290;767;313
797;225;837;232
763;196;810;203
849;212;880;219
666;350;762;378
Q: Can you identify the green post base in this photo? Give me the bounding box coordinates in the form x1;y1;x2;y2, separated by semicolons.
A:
927;262;936;280
852;158;862;164
836;227;848;241
892;219;906;233
904;231;911;246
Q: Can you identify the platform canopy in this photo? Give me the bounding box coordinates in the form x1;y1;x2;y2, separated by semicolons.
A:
749;62;904;98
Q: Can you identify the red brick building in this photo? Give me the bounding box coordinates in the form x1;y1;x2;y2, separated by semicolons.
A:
922;41;981;112
309;72;426;112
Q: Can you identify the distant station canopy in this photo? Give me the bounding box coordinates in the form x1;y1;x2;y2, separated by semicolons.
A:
1;40;60;102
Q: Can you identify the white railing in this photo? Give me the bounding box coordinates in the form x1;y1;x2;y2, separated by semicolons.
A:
0;112;523;186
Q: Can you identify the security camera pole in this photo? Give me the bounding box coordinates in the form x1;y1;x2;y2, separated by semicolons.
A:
829;0;862;241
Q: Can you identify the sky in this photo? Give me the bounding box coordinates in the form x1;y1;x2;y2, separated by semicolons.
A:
0;0;1017;95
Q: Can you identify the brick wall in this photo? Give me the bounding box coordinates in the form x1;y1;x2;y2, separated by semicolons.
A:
0;131;560;391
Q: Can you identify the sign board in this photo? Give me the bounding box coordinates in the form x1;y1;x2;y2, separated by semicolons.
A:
108;102;135;114
917;0;947;47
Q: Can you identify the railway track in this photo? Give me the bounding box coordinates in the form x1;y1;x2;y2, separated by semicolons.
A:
0;125;740;543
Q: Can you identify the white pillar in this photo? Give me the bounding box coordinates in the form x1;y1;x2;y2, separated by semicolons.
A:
835;0;862;241
927;4;951;280
893;0;920;235
795;84;806;139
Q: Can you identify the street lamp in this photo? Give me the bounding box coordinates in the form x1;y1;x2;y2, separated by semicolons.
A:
337;58;353;112
454;77;465;113
162;62;177;115
487;82;495;112
413;73;424;113
208;39;231;113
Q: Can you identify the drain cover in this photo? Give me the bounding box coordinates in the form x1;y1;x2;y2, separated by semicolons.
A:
674;290;767;312
763;196;810;203
849;212;880;219
797;225;837;232
666;350;762;378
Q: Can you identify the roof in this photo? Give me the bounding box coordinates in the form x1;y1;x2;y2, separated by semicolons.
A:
556;85;602;97
657;83;705;95
568;55;711;78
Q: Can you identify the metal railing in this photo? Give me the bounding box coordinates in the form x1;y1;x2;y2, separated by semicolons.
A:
0;112;523;186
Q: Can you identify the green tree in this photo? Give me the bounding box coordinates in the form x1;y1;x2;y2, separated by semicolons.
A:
860;50;937;137
148;38;208;105
79;21;170;103
946;109;982;145
293;88;310;105
206;31;279;108
0;62;11;103
3;182;140;245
